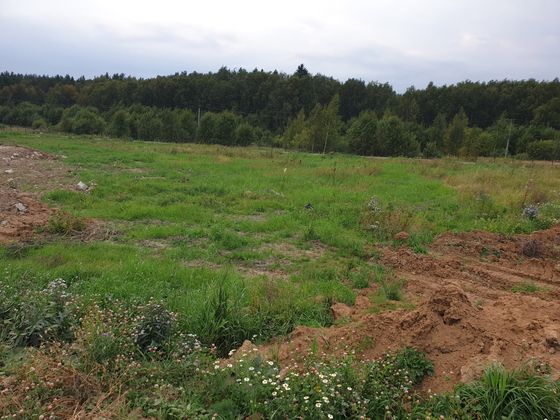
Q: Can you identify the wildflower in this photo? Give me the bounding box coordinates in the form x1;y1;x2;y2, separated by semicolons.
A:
244;377;250;382
328;415;334;419
315;402;322;408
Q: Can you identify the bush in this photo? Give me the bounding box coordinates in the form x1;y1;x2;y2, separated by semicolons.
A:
0;279;77;347
527;140;560;161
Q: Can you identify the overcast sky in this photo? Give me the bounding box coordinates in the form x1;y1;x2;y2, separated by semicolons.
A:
1;0;559;91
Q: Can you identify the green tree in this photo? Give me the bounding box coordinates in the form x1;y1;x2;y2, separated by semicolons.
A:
282;109;306;149
108;109;131;138
347;111;378;155
234;122;257;146
444;108;468;155
376;113;419;157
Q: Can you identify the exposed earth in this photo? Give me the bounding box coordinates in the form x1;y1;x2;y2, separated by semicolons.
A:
252;225;560;393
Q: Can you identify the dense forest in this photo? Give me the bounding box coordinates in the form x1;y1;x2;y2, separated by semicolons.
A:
1;66;559;159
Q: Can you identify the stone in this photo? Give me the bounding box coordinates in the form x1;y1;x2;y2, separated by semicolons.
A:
77;181;89;191
15;203;27;213
394;231;410;242
543;326;560;349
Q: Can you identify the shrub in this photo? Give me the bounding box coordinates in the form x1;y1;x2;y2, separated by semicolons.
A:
0;279;77;347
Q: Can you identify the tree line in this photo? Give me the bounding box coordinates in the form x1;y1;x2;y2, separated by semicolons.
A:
0;66;559;159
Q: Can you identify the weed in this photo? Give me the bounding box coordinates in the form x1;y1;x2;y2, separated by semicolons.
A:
46;211;86;235
511;281;543;293
379;277;404;301
521;239;542;258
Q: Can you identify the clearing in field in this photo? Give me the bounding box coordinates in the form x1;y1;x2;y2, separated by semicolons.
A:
1;131;560;418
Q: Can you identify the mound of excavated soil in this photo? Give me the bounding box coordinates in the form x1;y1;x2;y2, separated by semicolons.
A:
0;145;74;243
252;226;560;393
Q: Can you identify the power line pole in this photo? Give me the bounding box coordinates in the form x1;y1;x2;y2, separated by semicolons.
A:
504;119;513;158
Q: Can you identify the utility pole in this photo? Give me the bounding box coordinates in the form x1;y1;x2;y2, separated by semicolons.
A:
504;119;513;158
197;107;201;128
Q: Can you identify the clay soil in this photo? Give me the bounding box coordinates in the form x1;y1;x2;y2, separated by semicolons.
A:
0;145;74;243
255;226;560;393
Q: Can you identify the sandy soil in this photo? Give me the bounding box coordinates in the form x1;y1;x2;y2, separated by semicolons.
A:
253;226;560;393
0;145;74;243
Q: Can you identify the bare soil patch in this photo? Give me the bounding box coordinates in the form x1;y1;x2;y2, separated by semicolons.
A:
0;144;75;243
253;225;560;393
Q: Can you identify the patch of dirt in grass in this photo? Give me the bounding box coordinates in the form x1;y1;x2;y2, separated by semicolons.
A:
0;144;96;244
253;225;560;394
236;241;327;279
0;145;70;243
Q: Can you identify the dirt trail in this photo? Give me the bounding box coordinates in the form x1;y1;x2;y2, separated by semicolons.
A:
0;145;74;243
254;226;560;393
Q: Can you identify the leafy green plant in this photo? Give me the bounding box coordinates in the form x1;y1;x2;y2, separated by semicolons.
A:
133;300;177;353
0;279;77;347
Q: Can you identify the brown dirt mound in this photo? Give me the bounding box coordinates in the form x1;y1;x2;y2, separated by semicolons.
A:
0;144;75;243
253;226;560;393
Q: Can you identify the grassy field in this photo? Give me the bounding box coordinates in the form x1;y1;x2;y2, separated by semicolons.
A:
1;131;560;418
1;131;559;348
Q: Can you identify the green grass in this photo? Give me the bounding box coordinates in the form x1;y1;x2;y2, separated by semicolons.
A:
0;131;558;344
2;131;560;418
511;281;544;293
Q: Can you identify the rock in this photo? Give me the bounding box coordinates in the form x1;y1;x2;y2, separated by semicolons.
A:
543;326;560;349
394;231;409;242
331;302;353;321
4;169;14;174
15;203;27;213
77;181;89;191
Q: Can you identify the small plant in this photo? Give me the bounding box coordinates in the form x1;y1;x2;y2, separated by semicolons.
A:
0;279;77;347
380;278;404;301
522;204;539;220
511;281;542;293
367;195;381;213
133;300;177;353
46;211;86;235
521;239;542;258
454;364;560;419
392;346;434;385
303;224;319;241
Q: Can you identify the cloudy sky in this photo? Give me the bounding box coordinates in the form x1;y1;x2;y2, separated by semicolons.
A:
1;0;559;91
